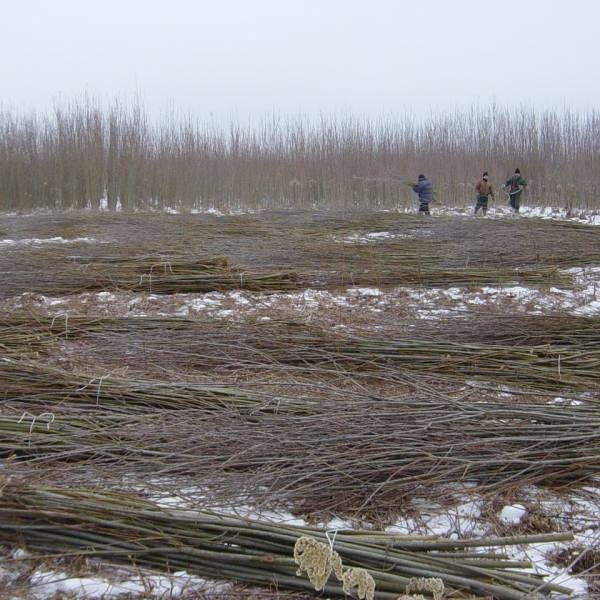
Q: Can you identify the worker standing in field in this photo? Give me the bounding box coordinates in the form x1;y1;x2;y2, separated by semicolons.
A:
504;168;527;213
412;174;433;215
474;171;494;216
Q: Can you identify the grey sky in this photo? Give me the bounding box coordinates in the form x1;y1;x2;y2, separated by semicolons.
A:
1;0;598;118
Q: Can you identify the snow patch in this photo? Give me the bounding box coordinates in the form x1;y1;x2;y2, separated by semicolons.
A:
429;204;600;226
0;236;100;248
499;504;527;524
347;287;383;297
27;569;226;600
340;230;410;243
96;292;116;302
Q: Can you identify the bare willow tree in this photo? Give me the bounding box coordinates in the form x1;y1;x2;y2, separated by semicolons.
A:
0;101;598;212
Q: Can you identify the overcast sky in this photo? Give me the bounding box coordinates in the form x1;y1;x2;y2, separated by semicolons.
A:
1;0;598;119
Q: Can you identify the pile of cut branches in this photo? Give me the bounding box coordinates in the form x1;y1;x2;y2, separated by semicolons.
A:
7;315;598;392
0;482;575;599
0;357;309;413
3;381;598;511
5;210;600;298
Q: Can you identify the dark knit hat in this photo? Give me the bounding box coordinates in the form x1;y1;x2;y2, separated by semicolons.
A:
418;174;425;180
515;168;521;174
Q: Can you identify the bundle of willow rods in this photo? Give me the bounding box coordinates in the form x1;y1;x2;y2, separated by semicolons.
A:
407;313;600;347
5;312;600;353
0;358;315;414
12;315;598;392
0;249;300;297
0;482;575;599
70;254;301;293
306;263;570;288
3;390;598;510
6;209;600;299
0;328;55;357
3;209;600;268
0;246;572;299
5;312;600;344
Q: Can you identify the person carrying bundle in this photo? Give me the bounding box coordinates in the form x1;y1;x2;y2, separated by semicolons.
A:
504;168;527;213
412;174;433;215
474;171;494;216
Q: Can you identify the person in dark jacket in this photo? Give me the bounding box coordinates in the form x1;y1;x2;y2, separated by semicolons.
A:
412;174;433;215
474;171;495;216
504;168;527;213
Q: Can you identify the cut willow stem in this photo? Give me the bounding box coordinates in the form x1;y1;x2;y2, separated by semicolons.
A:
0;483;575;599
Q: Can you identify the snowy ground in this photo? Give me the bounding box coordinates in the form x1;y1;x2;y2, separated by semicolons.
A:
1;209;598;598
429;204;600;226
6;264;599;327
1;557;230;600
2;202;600;227
186;203;600;227
4;483;596;599
0;236;103;248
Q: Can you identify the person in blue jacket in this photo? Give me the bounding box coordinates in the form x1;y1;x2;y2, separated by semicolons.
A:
412;174;433;215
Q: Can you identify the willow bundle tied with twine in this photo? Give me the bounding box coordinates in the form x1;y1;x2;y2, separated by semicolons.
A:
0;482;575;599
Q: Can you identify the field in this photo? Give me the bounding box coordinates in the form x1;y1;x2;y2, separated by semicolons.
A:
0;208;599;599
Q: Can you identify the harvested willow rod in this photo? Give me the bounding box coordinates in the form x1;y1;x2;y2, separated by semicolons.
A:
67;253;303;294
0;483;574;599
6;312;600;362
4;210;596;299
23;315;599;392
2;389;598;511
0;358;316;414
409;313;600;347
0;250;301;297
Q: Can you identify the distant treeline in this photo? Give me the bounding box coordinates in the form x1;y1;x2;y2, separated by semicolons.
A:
1;101;598;211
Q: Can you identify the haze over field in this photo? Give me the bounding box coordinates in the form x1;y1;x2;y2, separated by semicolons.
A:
1;0;599;118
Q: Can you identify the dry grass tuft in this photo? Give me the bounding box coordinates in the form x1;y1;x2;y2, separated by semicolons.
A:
405;577;445;600
293;536;343;591
341;567;376;600
293;536;376;599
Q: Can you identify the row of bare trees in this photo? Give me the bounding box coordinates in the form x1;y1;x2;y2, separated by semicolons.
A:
1;101;599;211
